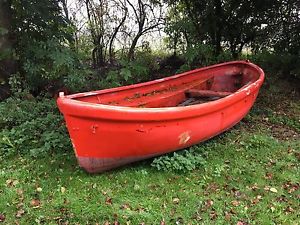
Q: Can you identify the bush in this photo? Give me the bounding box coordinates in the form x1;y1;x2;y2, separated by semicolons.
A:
151;146;206;172
0;97;71;157
177;44;233;73
104;50;159;86
247;51;300;79
21;38;88;93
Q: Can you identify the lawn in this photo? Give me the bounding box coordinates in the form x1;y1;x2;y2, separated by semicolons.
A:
0;75;299;224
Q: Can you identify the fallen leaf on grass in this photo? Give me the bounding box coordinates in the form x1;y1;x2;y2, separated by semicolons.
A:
229;208;236;215
16;189;24;203
276;195;287;202
285;206;294;214
265;172;273;180
160;220;166;225
232;189;243;197
191;213;202;221
16;189;24;196
36;187;42;192
120;203;131;210
288;186;299;193
172;198;180;204
63;198;69;205
133;184;140;190
224;212;231;221
231;200;240;206
30;199;41;208
266;159;276;166
134;206;145;213
206;183;219;193
0;214;5;222
16;202;24;209
210;211;217;220
251;195;262;205
15;209;25;218
206;199;214;207
105;197;113;205
264;186;270;191
61;187;66;194
269;187;278;193
59;207;69;214
172;217;183;224
249;183;259;191
294;152;300;160
6;179;19;187
282;181;299;193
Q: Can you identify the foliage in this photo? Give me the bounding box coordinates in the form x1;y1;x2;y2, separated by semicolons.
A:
21;38;87;92
63;67;93;93
247;51;300;79
151;147;206;172
11;0;72;42
105;61;149;86
8;0;85;94
165;0;300;59
105;50;159;86
0;97;71;157
239;134;279;151
177;44;233;73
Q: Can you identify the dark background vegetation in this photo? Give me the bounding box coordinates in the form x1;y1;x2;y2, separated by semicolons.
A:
0;0;299;224
0;0;299;99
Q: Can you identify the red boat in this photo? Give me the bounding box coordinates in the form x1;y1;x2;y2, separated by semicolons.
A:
57;61;264;173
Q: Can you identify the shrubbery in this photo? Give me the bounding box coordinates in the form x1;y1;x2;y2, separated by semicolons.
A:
176;44;234;73
151;145;207;172
0;95;71;158
248;51;300;79
105;50;159;86
14;38;91;94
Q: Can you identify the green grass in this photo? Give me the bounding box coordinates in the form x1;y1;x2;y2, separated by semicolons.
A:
0;76;300;224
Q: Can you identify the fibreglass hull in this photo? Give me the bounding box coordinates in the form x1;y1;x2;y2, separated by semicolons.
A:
57;61;264;173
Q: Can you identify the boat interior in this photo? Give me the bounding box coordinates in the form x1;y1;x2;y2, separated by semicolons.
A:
74;64;259;108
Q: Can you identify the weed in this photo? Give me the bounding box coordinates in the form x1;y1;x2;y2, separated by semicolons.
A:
0;97;71;157
151;147;206;172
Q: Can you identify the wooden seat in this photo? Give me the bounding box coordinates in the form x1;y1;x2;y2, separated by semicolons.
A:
185;89;232;98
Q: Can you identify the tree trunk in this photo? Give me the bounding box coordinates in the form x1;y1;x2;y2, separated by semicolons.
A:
61;0;76;49
214;0;223;56
109;9;127;64
0;0;16;99
230;43;238;59
128;32;142;61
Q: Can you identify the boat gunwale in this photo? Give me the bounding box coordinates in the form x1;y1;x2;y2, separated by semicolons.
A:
57;60;264;121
